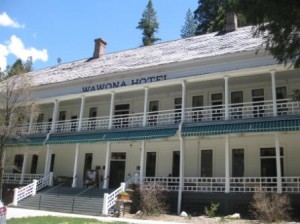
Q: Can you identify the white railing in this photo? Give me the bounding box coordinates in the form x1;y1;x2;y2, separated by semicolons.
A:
102;182;126;215
229;177;277;192
282;177;300;193
12;172;52;206
12;98;300;136
3;173;44;184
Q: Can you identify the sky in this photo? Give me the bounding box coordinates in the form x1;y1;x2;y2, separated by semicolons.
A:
0;0;198;71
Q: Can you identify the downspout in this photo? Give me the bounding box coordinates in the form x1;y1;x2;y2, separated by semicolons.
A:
177;121;184;215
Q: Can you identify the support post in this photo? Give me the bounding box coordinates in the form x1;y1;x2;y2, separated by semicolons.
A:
103;141;111;189
143;87;149;127
224;76;229;120
49;172;54;186
72;143;80;188
225;135;230;193
275;133;282;193
44;145;51;175
13;188;19;206
139;140;145;186
177;123;185;215
102;193;109;215
271;70;277;117
51;99;59;132
32;179;38;196
78;96;85;131
181;81;186;122
108;92;115;129
20;152;28;184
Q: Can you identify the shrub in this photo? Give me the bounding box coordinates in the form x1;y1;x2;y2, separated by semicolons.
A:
137;182;168;216
204;202;219;217
251;192;291;223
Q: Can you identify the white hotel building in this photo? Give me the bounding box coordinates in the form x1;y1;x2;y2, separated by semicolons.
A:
4;24;300;215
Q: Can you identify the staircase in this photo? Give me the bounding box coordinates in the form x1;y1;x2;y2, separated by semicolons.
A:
17;186;113;215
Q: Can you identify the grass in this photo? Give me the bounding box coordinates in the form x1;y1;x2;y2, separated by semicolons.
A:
8;216;127;224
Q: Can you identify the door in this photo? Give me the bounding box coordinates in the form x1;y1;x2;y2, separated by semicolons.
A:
109;153;126;188
252;89;264;117
276;87;287;116
148;100;159;125
57;111;66;132
114;104;130;128
71;115;78;132
83;153;93;182
232;149;244;177
88;107;97;130
192;95;203;122
231;91;243;119
37;113;44;133
201;150;213;177
13;154;24;173
50;154;55;172
30;154;39;174
172;151;180;177
146;152;156;177
174;98;182;124
211;93;223;120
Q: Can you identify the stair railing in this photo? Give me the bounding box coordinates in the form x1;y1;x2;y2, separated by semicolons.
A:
71;185;95;212
102;175;139;215
12;172;53;206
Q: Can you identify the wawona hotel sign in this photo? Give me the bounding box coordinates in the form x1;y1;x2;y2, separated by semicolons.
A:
82;74;167;92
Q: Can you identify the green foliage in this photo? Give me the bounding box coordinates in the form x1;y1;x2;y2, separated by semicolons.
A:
180;9;197;38
204;202;219;217
137;0;160;46
5;57;33;78
232;0;300;68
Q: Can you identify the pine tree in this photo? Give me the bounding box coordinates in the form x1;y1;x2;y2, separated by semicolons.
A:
180;9;197;38
137;0;160;46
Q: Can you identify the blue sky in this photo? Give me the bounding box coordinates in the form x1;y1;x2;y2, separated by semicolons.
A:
0;0;198;70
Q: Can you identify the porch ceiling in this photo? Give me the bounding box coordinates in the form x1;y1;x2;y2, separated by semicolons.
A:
46;127;178;144
182;118;300;136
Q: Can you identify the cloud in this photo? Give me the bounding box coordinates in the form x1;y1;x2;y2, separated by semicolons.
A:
0;44;9;70
7;35;48;63
0;35;48;70
0;12;24;28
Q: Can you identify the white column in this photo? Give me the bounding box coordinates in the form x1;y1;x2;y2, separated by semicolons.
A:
224;76;229;120
139;141;145;186
181;81;186;122
143;87;149;127
27;104;35;135
177;134;185;214
32;179;38;196
275;133;282;193
51;99;59;132
44;145;51;175
72;143;80;188
108;92;115;129
78;96;85;131
225;135;230;193
103;142;111;189
20;152;28;184
271;70;277;117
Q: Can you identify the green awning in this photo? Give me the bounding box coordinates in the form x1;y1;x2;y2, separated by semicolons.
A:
47;128;178;144
47;132;105;144
7;136;46;147
103;128;177;141
182;119;300;137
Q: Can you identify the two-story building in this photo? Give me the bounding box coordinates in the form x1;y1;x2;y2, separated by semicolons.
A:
4;20;300;215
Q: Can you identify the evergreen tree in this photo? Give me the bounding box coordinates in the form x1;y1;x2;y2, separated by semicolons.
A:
137;0;160;46
180;9;197;38
7;57;33;78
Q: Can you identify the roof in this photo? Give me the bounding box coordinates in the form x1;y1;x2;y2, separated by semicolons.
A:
28;26;264;87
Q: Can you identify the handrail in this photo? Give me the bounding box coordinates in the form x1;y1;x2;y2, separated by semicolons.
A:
43;182;64;193
74;185;95;198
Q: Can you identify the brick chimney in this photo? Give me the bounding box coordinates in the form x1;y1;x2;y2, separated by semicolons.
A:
226;11;238;32
93;38;107;59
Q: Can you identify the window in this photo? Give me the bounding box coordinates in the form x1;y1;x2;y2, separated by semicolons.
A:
172;151;180;177
260;147;284;177
13;154;24;173
174;98;182;123
201;150;213;177
148;100;159;125
88;107;97;130
50;154;55;172
30;154;38;174
232;149;244;177
276;87;288;116
231;91;243;119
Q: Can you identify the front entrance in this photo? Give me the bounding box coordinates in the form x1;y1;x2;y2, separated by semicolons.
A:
109;153;126;188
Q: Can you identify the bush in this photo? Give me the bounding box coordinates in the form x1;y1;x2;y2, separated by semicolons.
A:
251;192;291;223
204;202;219;217
137;182;168;216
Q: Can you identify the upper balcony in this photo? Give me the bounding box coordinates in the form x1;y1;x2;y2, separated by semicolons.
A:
14;98;300;136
